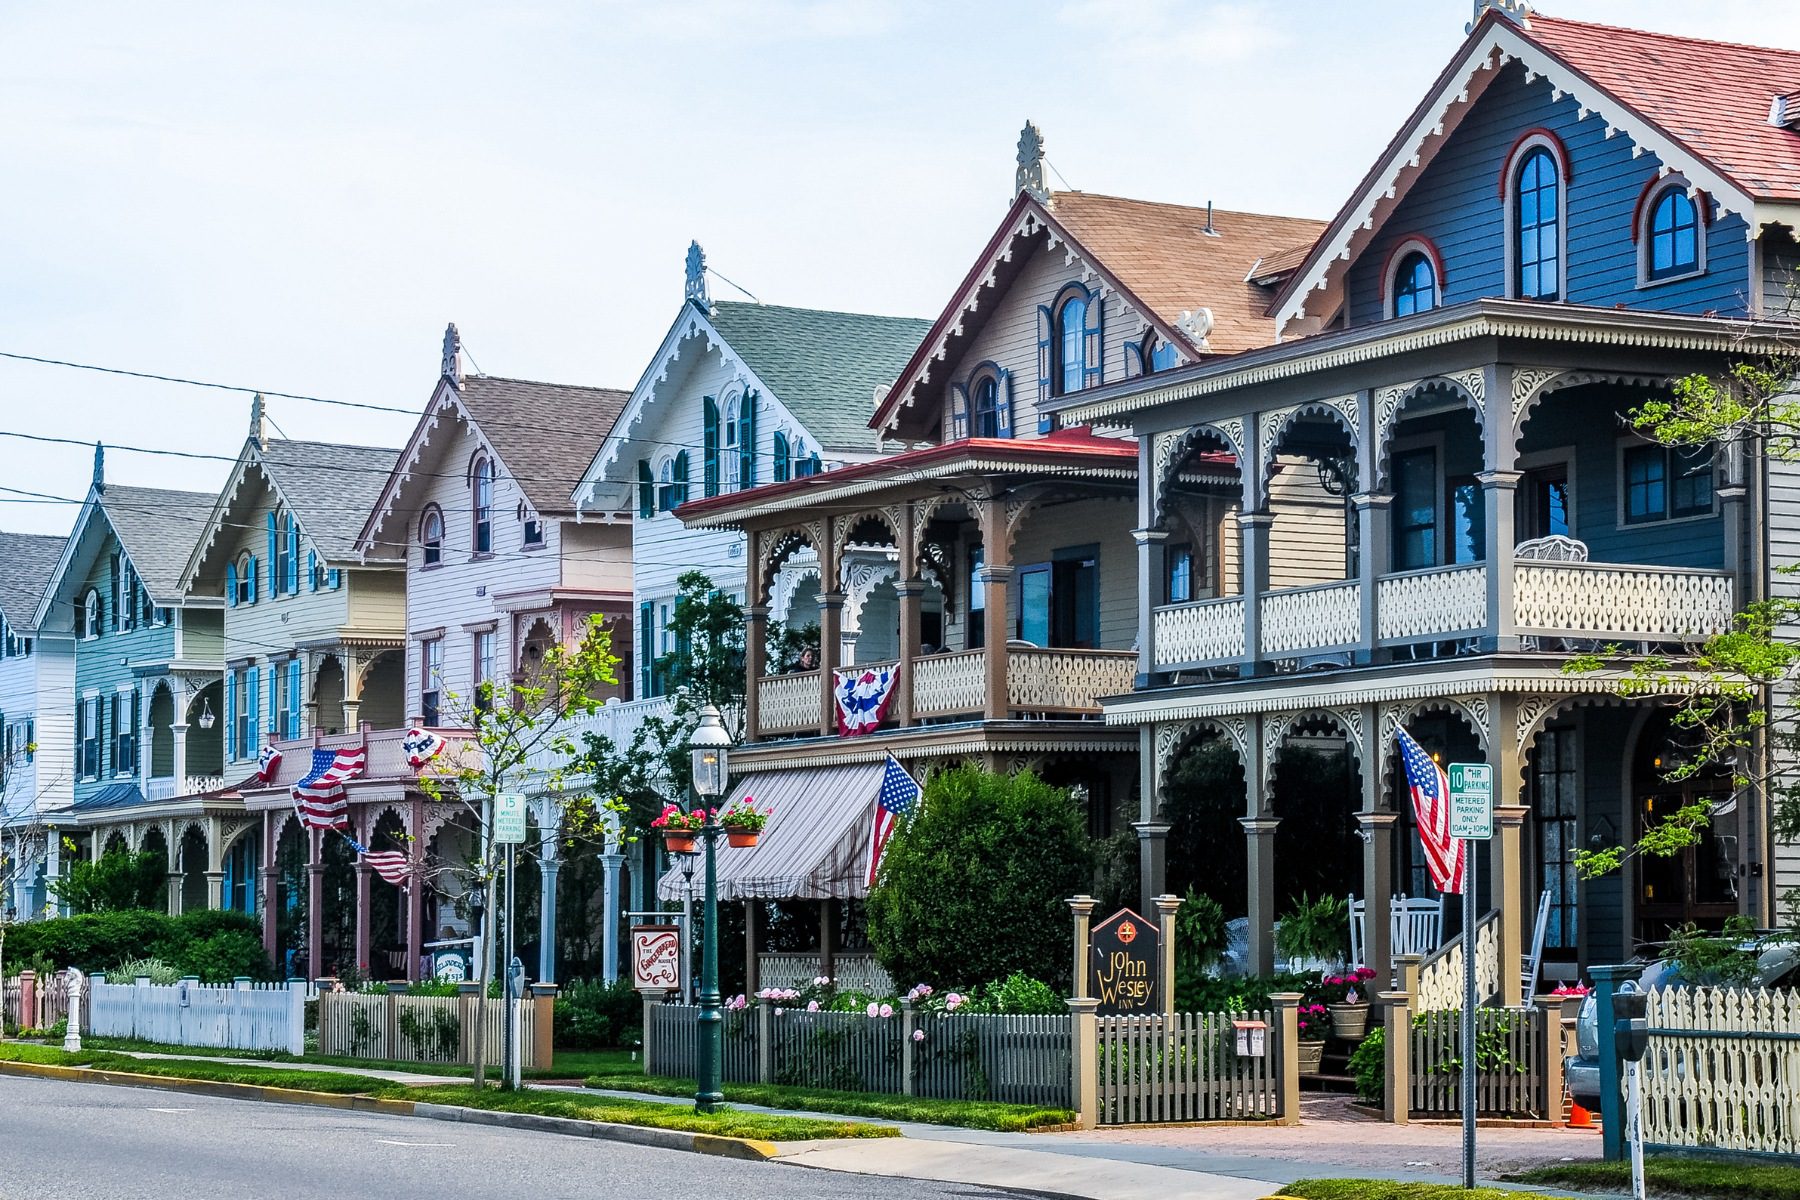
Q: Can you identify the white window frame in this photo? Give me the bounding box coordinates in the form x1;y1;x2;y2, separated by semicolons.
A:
1382;236;1444;320
722;389;743;491
81;590;100;640
1502;132;1570;303
1636;177;1707;288
1615;434;1718;529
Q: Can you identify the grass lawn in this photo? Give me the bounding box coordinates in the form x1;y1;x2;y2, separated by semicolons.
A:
406;1084;896;1141
1282;1183;1578;1200
1509;1156;1800;1200
0;1042;404;1095
80;1036;634;1081
583;1068;1074;1132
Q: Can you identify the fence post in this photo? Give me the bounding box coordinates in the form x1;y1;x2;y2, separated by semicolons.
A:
18;970;35;1032
901;1000;916;1096
1590;964;1637;1162
1066;997;1099;1129
642;994;658;1077
1533;992;1565;1126
286;979;305;1056
1067;895;1096;1000
1153;894;1180;1020
757;1000;773;1084
1394;953;1422;1001
1380;989;1411;1124
1271;992;1301;1126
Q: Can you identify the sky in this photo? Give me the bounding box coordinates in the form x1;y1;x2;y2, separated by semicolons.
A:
3;0;1798;538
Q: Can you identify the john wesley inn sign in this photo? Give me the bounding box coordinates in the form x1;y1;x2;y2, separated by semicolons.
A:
1091;907;1159;1015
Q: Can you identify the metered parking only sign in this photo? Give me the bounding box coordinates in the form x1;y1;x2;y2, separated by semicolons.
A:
1447;763;1493;840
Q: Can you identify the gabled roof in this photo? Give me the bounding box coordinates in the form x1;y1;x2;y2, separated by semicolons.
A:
458;376;630;515
0;531;66;630
705;301;933;450
872;190;1323;438
99;485;217;601
1272;8;1800;332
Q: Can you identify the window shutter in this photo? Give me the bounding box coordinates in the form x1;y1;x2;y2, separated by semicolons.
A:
226;562;238;608
949;383;970;440
1123;340;1143;380
108;554;119;632
266;513;278;597
996;370;1014;439
98;697;109;775
287;516;301;594
773;433;790;482
289;659;303;738
307;551;318;592
673;450;690;506
740;392;757;487
130;690;141;771
638;600;654;697
74;701;85;775
224;672;236;760
638;460;654;519
1083;293;1104;392
248;556;259;602
247;666;261;746
328;568;341;589
267;667;278;741
703;396;720;497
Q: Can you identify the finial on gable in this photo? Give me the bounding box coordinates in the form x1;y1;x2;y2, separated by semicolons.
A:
249;393;269;449
1467;0;1531;33
1016;120;1050;206
685;241;710;309
91;441;104;493
441;322;463;386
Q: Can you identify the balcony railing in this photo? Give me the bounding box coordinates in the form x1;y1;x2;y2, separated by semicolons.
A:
143;775;227;803
911;650;985;719
1513;562;1734;641
1008;648;1136;711
1259;580;1360;655
1377;565;1488;644
757;671;823;733
1153;596;1246;668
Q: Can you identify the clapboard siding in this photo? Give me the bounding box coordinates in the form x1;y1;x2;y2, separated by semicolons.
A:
946;231;1143;441
0;632;75;815
560;521;632;594
1346;61;1751;326
1768;456;1800;904
1268;456;1350;589
345;569;406;635
1009;496;1138;651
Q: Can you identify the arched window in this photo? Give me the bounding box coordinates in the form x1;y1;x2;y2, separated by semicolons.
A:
80;589;100;639
972;375;1000;438
517;501;543;548
723;394;742;489
657;456;677;512
1511;142;1562;301
1392;249;1438;317
1056;291;1087;395
235;553;255;606
471;456;494;552
420;506;444;566
1644;184;1702;282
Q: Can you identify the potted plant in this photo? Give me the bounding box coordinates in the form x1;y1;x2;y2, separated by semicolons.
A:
651;804;706;854
1274;893;1350;973
719;799;771;848
1321;967;1378;1040
1295;1002;1330;1075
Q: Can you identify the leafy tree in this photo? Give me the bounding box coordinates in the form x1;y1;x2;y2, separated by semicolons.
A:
654;570;746;723
52;849;166;913
865;766;1092;991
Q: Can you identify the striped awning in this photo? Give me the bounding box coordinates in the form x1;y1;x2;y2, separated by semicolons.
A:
656;763;886;903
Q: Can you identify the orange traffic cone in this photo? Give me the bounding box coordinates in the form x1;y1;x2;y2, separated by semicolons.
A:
1570;1102;1593;1127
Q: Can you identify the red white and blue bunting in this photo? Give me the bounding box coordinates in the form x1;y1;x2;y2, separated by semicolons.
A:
255;745;284;784
402;727;446;770
834;665;900;737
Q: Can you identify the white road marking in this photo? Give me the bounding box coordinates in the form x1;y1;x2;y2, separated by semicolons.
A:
376;1139;453;1147
147;1107;193;1113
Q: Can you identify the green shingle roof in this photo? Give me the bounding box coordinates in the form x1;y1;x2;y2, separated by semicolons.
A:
705;301;932;451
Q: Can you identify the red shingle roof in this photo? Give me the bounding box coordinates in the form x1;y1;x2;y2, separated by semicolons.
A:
1523;14;1800;201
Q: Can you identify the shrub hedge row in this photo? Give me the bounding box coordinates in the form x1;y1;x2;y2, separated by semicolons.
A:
2;910;274;982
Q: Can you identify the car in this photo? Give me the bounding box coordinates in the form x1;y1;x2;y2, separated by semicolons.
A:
1563;934;1797;1111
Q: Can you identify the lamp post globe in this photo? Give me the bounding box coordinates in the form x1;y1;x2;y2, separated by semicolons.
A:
689;703;733;1113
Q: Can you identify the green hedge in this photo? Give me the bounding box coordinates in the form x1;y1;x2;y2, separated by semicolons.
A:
3;910;275;981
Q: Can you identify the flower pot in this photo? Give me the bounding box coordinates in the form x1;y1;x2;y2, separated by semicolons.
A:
662;830;697;854
1329;1002;1371;1041
725;829;759;848
1296;1038;1327;1076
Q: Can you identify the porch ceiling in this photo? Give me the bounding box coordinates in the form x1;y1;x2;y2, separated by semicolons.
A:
733;719;1136;770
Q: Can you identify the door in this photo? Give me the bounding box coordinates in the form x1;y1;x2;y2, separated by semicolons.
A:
1016;565;1051;646
1518;462;1573;541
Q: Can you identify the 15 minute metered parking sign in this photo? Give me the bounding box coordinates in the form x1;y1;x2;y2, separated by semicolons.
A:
1447;762;1493;841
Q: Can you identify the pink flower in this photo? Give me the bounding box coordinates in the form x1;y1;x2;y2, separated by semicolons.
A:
866;1002;880;1018
807;1000;819;1012
879;1003;894;1018
911;1029;925;1042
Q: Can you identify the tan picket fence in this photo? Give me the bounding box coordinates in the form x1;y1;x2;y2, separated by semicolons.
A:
1096;1010;1278;1124
1409;1006;1550;1118
317;990;548;1068
3;971;78;1033
1642;986;1800;1156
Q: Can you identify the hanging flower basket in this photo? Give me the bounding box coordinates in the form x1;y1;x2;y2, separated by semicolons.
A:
662;830;698;855
1296;1038;1327;1076
720;798;771;850
726;829;760;849
651;803;706;855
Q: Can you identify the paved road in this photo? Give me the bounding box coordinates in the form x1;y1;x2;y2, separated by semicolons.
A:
0;1075;1036;1200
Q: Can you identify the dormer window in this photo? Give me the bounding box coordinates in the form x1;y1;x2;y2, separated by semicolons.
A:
472;456;494;553
1641;181;1703;283
973;375;1000;438
518;501;544;548
420;506;445;566
1506;135;1565;302
1386;239;1442;318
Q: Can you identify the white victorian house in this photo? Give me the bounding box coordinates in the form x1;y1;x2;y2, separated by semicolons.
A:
0;528;73;918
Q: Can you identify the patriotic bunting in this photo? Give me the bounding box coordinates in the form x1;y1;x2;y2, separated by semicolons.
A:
834;665;901;736
402;726;446;770
255;745;284;784
291;746;367;831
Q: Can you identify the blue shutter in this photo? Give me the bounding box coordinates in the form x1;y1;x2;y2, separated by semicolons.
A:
638;460;654;519
226;561;238;608
74;701;85;777
224;671;236;760
288;659;302;738
740;392;757;487
1036;303;1053;418
266;513;278;598
108;554;119;633
949;383;970;440
703;396;720;498
248;556;259;603
286;516;300;594
996;369;1015;439
130;690;141;773
247;666;260;749
307;550;318;592
772;433;789;482
328;568;341;589
1082;291;1104;393
638;601;655;697
268;666;278;741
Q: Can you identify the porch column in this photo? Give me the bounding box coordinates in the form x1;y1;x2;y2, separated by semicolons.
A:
1132;820;1170;919
978;498;1013;719
1352;494;1391;663
1238;513;1273;674
601;825;624;985
744;605;767;741
1480;470;1522;652
539;824;561;985
817;517;843;737
1133;528;1168;688
340;653;364;734
744;901;759;996
44;828;62;917
895;581;922;727
1242;712;1275;975
354;861;372;977
170;721;189;790
1494;805;1528;1008
819;899;836;981
1358;813;1397;978
307;827;324;980
406;798;425;981
261;812;279;960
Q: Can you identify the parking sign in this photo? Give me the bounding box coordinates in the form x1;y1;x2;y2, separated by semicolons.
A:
1446;763;1493;840
494;792;527;844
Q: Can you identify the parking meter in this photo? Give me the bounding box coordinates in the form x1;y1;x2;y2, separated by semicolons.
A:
1613;988;1649;1063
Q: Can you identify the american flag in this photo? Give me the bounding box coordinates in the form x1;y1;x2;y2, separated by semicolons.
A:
866;754;921;886
1396;727;1464;894
362;851;412;887
291;747;367;831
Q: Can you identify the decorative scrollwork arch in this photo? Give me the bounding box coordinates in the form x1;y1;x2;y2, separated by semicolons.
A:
1376;695;1492;791
755;524;822;607
1154;716;1249;811
1509;369;1671;438
1374;373;1488;487
1153;421;1247;526
1259;401;1361;496
832;506;903;561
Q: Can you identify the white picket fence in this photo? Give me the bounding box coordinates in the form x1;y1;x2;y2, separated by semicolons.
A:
317;990;544;1068
1643;986;1800;1156
88;977;304;1055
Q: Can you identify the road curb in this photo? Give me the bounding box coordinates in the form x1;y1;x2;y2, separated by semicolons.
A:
0;1059;779;1160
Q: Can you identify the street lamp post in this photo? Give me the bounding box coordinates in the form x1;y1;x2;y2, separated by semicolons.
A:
688;704;731;1114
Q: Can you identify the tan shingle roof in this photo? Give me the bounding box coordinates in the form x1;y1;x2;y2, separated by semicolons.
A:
1048;192;1326;354
457;376;630;514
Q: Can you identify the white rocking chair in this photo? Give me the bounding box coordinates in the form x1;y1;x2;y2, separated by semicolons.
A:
1522;889;1552;999
1349;894;1447;971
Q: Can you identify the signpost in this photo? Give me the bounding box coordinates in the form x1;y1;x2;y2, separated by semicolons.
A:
493;792;526;1090
1447;762;1493;1191
1089;908;1159;1016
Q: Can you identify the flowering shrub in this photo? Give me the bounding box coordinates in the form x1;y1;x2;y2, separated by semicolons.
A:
1318;967;1378;1006
1550;983;1590;997
1295;1002;1331;1041
719;800;772;832
651;804;707;834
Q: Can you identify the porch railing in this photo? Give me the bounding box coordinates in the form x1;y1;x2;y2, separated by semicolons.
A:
520;695;677;772
911;650;986;719
1008;649;1136;712
757;671;822;733
1513;562;1734;641
1417;909;1501;1012
143;775;228;803
1153;596;1247;668
251;726;473;798
1260;580;1360;655
1378;565;1488;643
